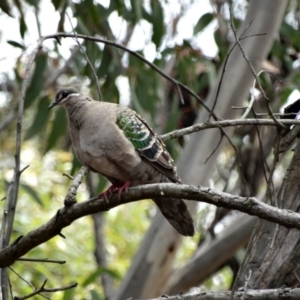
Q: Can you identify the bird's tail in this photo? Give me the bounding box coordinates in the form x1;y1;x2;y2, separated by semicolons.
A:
153;197;194;236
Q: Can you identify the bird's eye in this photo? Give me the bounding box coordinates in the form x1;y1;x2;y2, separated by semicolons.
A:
62;91;68;98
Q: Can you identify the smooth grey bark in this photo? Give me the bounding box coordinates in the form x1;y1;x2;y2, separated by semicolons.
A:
166;215;258;294
114;1;287;299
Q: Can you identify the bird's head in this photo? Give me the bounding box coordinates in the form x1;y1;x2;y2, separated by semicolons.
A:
48;88;79;110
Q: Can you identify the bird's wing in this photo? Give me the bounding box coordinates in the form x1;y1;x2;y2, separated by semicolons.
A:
116;107;181;183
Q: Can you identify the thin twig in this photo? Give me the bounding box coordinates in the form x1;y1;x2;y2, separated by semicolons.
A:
254;123;270;195
294;271;300;284
270;223;279;249
241;70;265;119
65;14;102;101
45;46;80;86
230;219;260;300
7;274;13;300
0;42;42;244
267;129;282;207
175;83;185;104
257;112;296;117
20;165;30;174
14;280;77;300
228;1;284;128
64;166;88;206
0;38;44;297
242;270;252;300
0;41;42;247
210;17;265;118
8;267;34;290
0;44;81;136
279;124;300;153
240;16;255;38
42;33;212;114
210;42;237;117
63;173;74;180
203;134;222;163
16;258;66;264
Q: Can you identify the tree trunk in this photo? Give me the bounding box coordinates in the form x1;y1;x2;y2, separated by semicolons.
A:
235;139;300;289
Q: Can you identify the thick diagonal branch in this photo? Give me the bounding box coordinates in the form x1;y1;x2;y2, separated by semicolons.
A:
1;182;300;268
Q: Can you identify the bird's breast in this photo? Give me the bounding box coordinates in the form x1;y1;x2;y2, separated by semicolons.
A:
74;120;140;182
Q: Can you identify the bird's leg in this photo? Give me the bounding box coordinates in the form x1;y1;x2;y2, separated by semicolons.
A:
99;181;130;202
99;185;118;202
116;181;130;200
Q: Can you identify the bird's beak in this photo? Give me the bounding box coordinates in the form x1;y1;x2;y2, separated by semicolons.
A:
47;101;58;110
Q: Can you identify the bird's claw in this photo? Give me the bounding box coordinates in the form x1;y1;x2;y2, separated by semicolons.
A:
99;185;118;203
117;181;130;200
99;181;130;202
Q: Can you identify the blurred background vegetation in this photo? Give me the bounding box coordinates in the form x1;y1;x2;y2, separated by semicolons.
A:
1;0;300;299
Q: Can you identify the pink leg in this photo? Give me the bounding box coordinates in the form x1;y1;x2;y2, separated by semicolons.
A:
99;184;118;202
117;181;130;200
99;181;130;202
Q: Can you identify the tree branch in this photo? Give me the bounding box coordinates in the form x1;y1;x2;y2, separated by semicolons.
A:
148;287;300;300
1;181;300;267
14;280;77;300
16;258;66;264
42;32;213;115
0;38;43;299
160;118;300;142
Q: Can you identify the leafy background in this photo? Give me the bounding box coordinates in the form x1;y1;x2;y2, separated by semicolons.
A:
1;0;300;299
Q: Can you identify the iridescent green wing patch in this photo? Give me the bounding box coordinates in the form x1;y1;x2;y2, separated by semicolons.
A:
116;112;160;161
116;107;180;183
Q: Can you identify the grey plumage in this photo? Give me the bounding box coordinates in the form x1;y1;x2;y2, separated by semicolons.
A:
48;88;194;236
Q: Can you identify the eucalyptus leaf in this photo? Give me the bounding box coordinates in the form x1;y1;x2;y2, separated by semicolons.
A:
7;40;25;50
20;183;43;207
194;13;213;35
82;267;120;287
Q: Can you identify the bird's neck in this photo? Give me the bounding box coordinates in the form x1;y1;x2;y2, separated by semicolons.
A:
65;100;88;128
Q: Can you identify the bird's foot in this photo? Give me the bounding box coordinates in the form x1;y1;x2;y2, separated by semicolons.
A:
116;181;130;200
99;185;118;202
99;181;130;202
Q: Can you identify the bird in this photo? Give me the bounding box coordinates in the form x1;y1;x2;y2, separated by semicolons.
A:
48;88;195;236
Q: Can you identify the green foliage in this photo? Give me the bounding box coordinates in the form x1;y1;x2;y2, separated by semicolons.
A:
0;0;12;17
130;0;142;24
25;53;48;108
82;267;120;287
20;183;44;207
194;13;214;35
1;0;300;298
97;45;113;78
150;0;165;48
280;22;300;51
46;107;68;153
6;40;25;50
128;54;161;117
25;95;51;140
